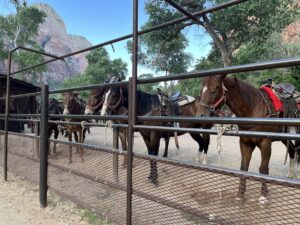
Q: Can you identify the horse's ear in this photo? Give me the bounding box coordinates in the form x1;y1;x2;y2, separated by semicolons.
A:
217;74;227;82
73;91;79;97
157;88;162;93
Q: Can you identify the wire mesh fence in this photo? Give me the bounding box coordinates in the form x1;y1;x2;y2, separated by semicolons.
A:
1;133;300;225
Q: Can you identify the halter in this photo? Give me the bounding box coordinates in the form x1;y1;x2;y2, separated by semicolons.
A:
103;87;126;112
199;82;227;113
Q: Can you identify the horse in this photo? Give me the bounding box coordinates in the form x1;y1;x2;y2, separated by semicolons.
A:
197;74;300;201
157;90;211;164
48;98;63;155
63;91;87;163
84;85;129;164
101;79;169;184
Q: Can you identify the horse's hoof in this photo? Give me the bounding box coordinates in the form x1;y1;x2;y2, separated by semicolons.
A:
258;196;268;204
148;176;158;185
81;158;84;163
68;161;72;164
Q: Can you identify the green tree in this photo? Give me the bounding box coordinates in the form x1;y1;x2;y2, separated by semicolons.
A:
138;73;161;93
127;0;192;92
0;3;47;83
62;47;128;99
144;0;297;67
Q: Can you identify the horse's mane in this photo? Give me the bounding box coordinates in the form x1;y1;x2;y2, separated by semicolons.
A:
227;77;263;109
137;90;159;115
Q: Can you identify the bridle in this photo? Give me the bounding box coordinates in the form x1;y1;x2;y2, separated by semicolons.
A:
199;82;228;113
103;87;126;112
86;100;103;112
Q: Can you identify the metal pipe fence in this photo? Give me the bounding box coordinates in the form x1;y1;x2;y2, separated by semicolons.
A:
1;0;300;224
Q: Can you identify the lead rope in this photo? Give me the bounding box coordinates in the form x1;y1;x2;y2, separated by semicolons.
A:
216;124;238;200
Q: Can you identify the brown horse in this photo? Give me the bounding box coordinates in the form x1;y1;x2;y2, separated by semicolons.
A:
157;91;211;164
197;74;300;201
63;92;87;163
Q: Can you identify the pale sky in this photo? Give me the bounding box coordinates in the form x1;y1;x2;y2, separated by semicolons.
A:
0;0;212;76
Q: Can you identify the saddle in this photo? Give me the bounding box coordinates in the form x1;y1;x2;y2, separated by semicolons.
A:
168;91;195;106
274;83;295;99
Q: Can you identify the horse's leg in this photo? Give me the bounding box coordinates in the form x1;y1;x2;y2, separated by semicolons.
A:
48;128;52;156
238;138;255;197
119;128;128;168
282;140;296;178
74;131;79;153
79;129;84;163
162;136;169;158
296;140;300;179
148;132;160;184
68;130;72;164
53;126;59;154
258;139;272;201
191;133;208;164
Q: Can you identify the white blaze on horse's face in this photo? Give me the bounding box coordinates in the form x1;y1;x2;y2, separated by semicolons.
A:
84;107;93;115
63;106;70;115
202;85;208;95
101;89;111;116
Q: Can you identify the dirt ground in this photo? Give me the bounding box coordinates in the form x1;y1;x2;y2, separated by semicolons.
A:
0;125;298;225
0;168;93;225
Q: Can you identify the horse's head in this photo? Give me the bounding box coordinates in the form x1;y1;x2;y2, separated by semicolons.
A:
101;77;124;116
48;98;62;115
85;88;106;115
62;92;78;115
197;74;227;117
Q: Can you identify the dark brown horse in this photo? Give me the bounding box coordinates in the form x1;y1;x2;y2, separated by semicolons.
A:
48;98;63;155
85;86;129;161
157;91;211;164
197;74;300;201
101;81;169;184
63;92;87;163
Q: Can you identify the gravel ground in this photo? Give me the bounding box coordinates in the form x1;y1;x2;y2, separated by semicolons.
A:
0;167;111;225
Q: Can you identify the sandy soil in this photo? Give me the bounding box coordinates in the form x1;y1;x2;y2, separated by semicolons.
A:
0;168;93;225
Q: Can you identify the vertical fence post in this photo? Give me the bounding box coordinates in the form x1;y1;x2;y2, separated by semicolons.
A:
40;84;49;208
4;51;12;181
127;0;138;224
113;126;119;182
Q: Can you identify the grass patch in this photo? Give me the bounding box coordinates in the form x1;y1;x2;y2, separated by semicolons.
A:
80;209;113;225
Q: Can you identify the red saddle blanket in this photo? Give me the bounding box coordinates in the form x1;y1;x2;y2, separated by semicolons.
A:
260;86;300;112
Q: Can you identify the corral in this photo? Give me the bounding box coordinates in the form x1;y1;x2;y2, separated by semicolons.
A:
1;0;300;225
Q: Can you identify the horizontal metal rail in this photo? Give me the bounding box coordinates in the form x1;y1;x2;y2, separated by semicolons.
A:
48;120;128;129
50;80;129;94
138;57;300;84
50;138;127;155
0;92;41;101
49;114;128;121
133;125;300;140
0;130;39;139
8;0;247;76
0;114;41;118
137;116;300;126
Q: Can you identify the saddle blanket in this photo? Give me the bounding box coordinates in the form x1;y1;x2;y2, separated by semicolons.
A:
259;86;283;112
177;96;195;107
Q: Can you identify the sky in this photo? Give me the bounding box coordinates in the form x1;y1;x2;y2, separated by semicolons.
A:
0;0;212;76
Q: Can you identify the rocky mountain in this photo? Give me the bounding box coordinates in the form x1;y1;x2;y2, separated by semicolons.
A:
0;3;92;85
33;3;92;84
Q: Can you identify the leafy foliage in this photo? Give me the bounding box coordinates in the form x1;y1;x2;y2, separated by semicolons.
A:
0;4;47;83
62;47;128;99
